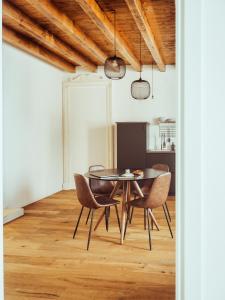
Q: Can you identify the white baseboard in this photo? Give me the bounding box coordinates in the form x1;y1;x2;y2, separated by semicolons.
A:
3;208;24;224
62;182;74;190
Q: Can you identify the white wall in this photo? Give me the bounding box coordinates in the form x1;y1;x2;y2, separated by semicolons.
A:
77;65;176;122
110;65;176;122
3;43;66;209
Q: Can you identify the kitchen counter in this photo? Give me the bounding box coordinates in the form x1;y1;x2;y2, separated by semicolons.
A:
146;150;176;154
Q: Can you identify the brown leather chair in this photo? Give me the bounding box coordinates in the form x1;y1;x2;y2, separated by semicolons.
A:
89;165;114;196
87;165;115;230
130;164;171;226
152;164;171;223
73;174;121;250
134;164;169;196
125;172;173;251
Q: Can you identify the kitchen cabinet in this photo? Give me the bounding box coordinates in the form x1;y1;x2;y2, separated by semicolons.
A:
116;122;176;195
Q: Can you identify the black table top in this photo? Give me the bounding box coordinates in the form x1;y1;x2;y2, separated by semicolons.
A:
84;168;166;181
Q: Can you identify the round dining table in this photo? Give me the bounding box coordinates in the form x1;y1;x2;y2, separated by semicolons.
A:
85;168;166;244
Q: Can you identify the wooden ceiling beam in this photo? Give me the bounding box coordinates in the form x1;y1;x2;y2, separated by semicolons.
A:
24;0;106;64
3;26;75;73
125;0;165;71
75;0;140;71
3;1;96;72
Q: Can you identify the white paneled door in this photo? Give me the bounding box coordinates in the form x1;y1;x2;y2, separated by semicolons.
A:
63;75;112;189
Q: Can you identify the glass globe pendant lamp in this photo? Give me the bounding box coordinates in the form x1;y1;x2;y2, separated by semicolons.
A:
131;33;150;100
104;11;126;80
131;77;150;100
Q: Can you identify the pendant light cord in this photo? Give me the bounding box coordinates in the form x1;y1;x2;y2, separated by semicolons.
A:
152;63;154;99
139;32;142;78
114;11;116;56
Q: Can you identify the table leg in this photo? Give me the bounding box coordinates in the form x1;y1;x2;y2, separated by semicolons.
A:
94;181;122;231
120;181;130;244
110;181;122;198
132;180;144;197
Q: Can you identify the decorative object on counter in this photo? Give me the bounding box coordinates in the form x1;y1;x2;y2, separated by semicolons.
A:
166;137;171;151
171;142;175;151
131;33;150;100
152;117;176;125
104;11;126;80
165;118;176;123
161;133;166;150
132;169;144;177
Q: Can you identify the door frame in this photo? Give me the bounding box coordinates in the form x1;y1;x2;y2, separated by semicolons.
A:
176;0;204;299
62;74;113;189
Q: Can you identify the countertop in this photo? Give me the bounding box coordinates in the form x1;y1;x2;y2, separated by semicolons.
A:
146;150;176;154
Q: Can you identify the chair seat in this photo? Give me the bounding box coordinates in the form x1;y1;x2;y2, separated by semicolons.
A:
93;192;111;197
95;196;120;207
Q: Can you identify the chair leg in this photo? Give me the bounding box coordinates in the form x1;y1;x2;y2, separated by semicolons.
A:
73;206;84;239
148;208;160;231
144;208;147;230
115;205;121;233
151;209;154;230
124;205;131;239
87;209;95;250
85;208;91;225
105;207;109;232
108;206;111;224
146;208;152;251
129;193;136;224
130;207;134;224
163;204;173;238
165;202;171;222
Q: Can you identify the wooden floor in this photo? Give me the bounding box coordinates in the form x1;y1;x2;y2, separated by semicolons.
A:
4;190;175;300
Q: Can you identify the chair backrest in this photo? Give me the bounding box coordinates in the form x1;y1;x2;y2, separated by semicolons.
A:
74;174;100;209
152;163;170;172
89;165;114;195
145;172;171;209
139;164;169;191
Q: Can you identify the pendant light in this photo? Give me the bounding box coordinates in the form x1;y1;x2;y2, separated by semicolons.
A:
131;33;150;100
104;11;126;80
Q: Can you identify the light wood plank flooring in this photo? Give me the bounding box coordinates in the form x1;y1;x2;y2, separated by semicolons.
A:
4;190;175;300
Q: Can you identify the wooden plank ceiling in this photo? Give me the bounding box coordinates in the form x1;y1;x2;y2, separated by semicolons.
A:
3;0;175;73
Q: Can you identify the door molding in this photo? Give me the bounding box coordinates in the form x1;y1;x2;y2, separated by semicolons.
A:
176;0;204;299
62;74;112;189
